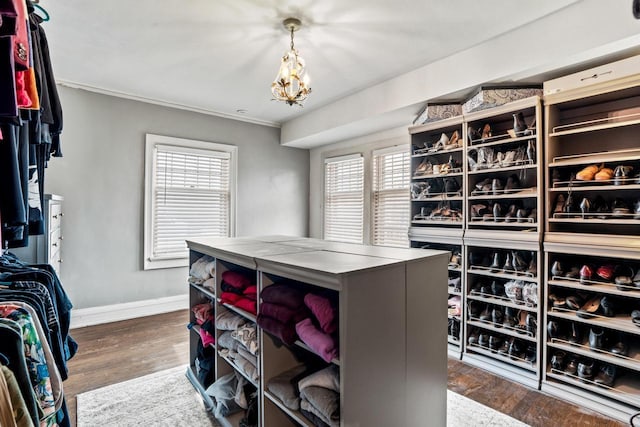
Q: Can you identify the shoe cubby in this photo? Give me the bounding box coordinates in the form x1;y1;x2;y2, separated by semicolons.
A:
463;236;542;388
409;116;465;235
544;75;640;244
543;242;640;420
409;230;464;358
464;97;543;240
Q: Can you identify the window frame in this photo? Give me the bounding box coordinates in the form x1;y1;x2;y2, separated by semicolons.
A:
143;134;237;270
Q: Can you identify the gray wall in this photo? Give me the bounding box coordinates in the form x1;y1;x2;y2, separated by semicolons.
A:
40;86;309;309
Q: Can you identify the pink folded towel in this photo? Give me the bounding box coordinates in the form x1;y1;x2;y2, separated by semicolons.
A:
221;270;253;289
295;318;338;363
304;293;337;335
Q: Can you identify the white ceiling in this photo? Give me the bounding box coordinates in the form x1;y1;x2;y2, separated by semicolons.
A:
42;0;578;128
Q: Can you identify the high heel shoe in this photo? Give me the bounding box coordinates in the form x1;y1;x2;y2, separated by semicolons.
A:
504;174;520;194
513;112;527;136
563;192;579;216
467;126;481;143
579;197;592;219
489;252;502;273
493;203;503;222
550;261;564;277
431;133;449;152
552;194;565;216
481;123;492;140
526;140;535;163
512;251;528;273
504;205;518;223
503;252;513;273
445;130;460;149
527;252;537;276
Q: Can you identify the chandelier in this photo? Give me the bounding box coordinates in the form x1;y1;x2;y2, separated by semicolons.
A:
271;18;311;106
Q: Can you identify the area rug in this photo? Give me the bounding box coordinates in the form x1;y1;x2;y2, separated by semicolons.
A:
76;365;528;426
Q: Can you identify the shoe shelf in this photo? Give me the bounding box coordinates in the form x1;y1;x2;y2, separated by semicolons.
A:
467;319;536;342
464;97;543;238
545;369;640;408
467;293;537;313
545;76;640;241
410;117;466;235
548;339;640;373
465;341;537;374
548;309;640;337
548;278;640;298
467;267;538;283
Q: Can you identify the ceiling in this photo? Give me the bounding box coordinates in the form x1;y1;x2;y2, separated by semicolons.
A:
41;0;579;128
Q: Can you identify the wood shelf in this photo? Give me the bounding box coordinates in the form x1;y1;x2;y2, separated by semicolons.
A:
549;183;640;192
468;188;538;200
190;282;216;300
412;171;463;180
468;133;537;149
466;343;537;372
549;148;640;167
467;266;539;283
548;340;640;373
548;309;640;337
219;301;257;323
549;116;640;137
412;194;463;202
467;163;537;175
548;278;640;299
218;351;259;387
263;390;315;427
467;319;537;342
546;370;640;408
294;340;340;366
412;146;463;157
467;293;537;312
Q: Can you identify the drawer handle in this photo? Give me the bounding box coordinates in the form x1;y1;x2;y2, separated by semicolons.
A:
579;70;612;82
52;215;58;219
52;242;57;247
58;259;63;263
59;236;63;240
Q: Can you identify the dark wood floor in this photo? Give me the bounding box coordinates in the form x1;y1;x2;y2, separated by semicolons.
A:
63;310;625;426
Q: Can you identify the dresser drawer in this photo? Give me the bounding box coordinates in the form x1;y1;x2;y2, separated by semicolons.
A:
49;202;63;231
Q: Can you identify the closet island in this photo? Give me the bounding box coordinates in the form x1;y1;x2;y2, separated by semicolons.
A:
185;236;448;427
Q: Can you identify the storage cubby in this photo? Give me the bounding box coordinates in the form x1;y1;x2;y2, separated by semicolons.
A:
463;237;542;389
543;242;640;420
186;236;448;426
464;97;543;238
409;116;466;233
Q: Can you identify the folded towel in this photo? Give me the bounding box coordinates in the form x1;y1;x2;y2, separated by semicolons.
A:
189;256;216;280
260;302;308;325
237;345;258;369
217;331;238;351
257;314;297;345
260;283;305;309
301;398;339;427
220;292;242;304
221;282;245;295
216;310;246;331
232;323;259;355
301;386;340;427
243;285;258;298
221;270;252;290
234;298;257;315
304;293;337;335
295;318;338;363
266;365;308;411
300;407;330;427
298;365;340;393
191;302;213;325
199;328;215;347
233;351;259;382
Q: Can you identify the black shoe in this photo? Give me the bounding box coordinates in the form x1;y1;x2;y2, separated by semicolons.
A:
491;280;505;298
492;307;504;326
503;307;517;328
493;203;503;222
444;177;460;194
565;357;578;376
468;328;479;345
610;333;628;356
468;301;481;318
489;335;503;351
489;252;502;272
579;197;592;218
550;261;564;277
612;198;630;217
589;327;604;350
512;251;528;273
479;305;492;322
504;174;521;194
577;359;595;381
504;204;518;223
508;339;524;360
526;313;537;337
451;319;460;340
497;339;511;355
524;345;537;363
600;296;616;317
478;333;490;347
614;165;633;186
503;252;513;273
547;320;562;340
516;208;530;223
492;179;504;195
593;195;609;219
594;364;617;387
568;322;583;344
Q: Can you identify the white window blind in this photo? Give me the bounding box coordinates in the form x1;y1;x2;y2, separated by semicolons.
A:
144;135;236;269
324;154;364;243
372;147;410;247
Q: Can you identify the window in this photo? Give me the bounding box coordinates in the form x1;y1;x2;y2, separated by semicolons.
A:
372;147;410;247
144;134;236;269
323;154;364;243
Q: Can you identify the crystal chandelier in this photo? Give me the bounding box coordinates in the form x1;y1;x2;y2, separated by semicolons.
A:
271;18;311;106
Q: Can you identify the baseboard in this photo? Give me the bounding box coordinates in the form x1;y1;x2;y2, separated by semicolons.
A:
70;294;189;329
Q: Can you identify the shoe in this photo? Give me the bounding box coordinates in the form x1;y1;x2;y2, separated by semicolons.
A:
492;178;504;195
610;334;628;356
579;197;592;218
504;205;518;223
489;252;502;272
493;203;503;222
579;265;593;284
504;280;524;303
594;364;617;387
414;160;433;176
516;208;530;223
468;328;479;345
479;305;492;322
497;339;511;355
614;165;634;185
577;359;595;381
445;131;460;149
563;192;579;216
508;339;524;360
443;177;460;194
512;251;528;274
492;307;504;326
451;319;460;339
448;276;461;290
595;167;614;181
513;112;527;136
551;351;566;371
524;345;536;363
551;261;564;277
565;267;580;279
632;310;640;327
491;280;505;298
503;307;517;328
589;327;604;350
478;333;490;347
565;357;578;376
600;296;615;317
489;335;503;352
576;164;601;181
547;320;562;340
612;198;630;217
552;194;565;216
527;253;537;276
468;301;481;318
468;126;481;143
470;204;489;218
431;133;449;152
525;313;537;337
526;140;535;163
502;252;513;273
614;266;635;291
596;264;615;282
635;199;640;220
480;123;492;140
504;174;520;194
449;251;462;267
577;295;602;319
473;178;492;194
565;295;584;311
593;195;610;219
568;322;583;344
